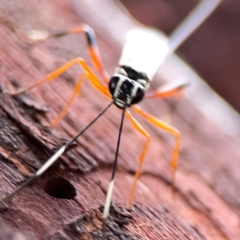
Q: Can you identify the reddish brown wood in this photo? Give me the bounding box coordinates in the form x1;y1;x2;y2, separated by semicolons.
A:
0;0;239;239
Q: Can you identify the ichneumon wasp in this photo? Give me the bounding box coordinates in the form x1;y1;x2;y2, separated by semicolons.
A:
0;0;222;221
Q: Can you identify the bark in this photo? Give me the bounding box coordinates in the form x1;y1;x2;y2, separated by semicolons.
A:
0;0;239;239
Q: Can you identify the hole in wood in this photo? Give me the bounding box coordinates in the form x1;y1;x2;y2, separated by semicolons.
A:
43;177;76;199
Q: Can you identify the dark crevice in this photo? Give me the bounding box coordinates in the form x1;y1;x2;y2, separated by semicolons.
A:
43;177;76;199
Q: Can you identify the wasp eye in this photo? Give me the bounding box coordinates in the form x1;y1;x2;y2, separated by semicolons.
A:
109;76;120;95
131;87;145;104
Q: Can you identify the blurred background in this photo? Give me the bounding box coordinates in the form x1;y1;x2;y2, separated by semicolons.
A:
120;0;240;114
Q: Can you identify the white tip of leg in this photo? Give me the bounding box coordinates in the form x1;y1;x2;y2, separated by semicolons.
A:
27;30;50;40
103;180;115;219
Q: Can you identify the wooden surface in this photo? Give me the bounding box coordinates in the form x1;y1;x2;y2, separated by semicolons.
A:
0;0;239;239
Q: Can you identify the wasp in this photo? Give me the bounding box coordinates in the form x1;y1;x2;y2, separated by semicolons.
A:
0;0;222;221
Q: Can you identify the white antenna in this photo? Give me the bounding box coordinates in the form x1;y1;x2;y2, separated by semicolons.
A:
168;0;222;55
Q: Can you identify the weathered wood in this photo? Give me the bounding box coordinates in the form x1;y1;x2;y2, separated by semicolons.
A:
0;0;239;239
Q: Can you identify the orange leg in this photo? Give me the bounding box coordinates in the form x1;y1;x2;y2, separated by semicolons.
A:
50;73;84;127
146;78;190;124
12;58;111;126
126;110;150;207
146;78;189;99
132;105;181;195
31;24;109;84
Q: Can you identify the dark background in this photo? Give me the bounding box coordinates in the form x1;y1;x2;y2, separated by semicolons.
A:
120;0;240;113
